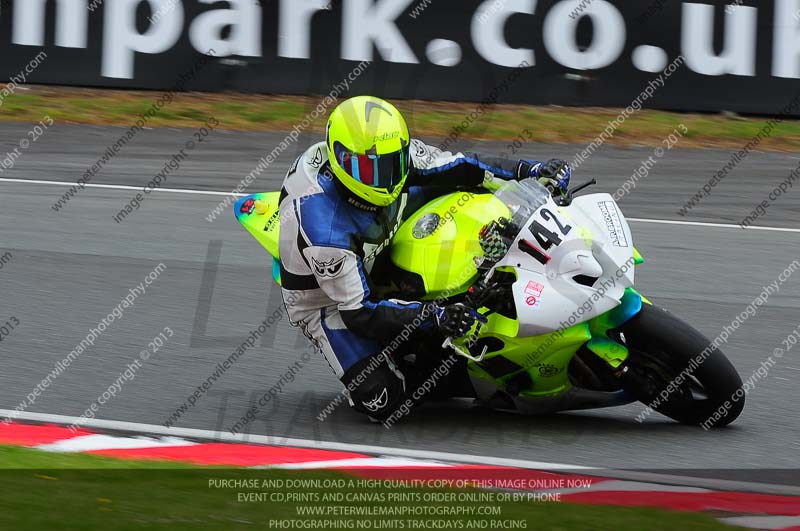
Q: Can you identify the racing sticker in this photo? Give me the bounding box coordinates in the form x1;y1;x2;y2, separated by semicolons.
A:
536;363;564;377
239;197;256;215
597;201;629;248
524;280;544;308
263;210;279;233
524;280;544;297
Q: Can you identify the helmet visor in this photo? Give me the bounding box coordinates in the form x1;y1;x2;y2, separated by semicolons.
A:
334;142;409;190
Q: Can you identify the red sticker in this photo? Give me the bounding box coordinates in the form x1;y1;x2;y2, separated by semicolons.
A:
524;281;545;297
526;296;538;306
239;197;256;215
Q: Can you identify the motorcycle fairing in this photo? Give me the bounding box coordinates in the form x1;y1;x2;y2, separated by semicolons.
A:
390;184;642;401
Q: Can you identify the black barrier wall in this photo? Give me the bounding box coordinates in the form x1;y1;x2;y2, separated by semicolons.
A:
1;0;799;116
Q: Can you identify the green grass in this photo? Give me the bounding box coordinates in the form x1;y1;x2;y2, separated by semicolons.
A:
0;445;742;531
2;85;800;152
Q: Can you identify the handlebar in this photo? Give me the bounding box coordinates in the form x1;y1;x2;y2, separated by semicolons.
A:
555;178;598;206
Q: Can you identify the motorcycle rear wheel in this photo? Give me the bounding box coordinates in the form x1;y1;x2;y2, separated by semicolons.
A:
617;304;744;427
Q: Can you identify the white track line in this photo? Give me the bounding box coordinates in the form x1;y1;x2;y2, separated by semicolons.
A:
1;177;798;234
627;217;800;234
0;177;245;197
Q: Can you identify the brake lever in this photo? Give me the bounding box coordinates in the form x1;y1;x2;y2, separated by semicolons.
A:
441;313;490;362
442;336;488;362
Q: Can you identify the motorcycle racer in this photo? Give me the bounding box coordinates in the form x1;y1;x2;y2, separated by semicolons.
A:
278;95;571;421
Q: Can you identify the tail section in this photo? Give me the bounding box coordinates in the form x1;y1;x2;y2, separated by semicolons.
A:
234;192;283;285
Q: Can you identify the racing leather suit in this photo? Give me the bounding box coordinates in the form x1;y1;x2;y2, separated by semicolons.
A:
278;139;542;419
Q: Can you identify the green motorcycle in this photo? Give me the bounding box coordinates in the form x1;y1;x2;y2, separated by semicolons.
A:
236;177;744;427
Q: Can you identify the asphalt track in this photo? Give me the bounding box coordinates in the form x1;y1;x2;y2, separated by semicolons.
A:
0;123;799;482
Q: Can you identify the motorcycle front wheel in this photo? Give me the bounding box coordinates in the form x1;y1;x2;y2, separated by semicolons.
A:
616;303;745;427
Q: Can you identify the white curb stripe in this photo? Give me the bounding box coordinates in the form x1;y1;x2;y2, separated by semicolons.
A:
5;409;800;497
36;434;196;453
718;515;800;530
265;457;454;470
0;409;589;470
550;480;711;496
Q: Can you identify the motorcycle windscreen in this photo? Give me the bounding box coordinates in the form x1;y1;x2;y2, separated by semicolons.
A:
235;192;281;260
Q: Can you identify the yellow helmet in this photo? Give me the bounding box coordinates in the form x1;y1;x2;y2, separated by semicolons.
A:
326;96;411;207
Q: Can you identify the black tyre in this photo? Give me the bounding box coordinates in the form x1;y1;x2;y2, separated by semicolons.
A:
616;303;744;427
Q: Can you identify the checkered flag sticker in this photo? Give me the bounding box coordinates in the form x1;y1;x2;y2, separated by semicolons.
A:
478;218;511;263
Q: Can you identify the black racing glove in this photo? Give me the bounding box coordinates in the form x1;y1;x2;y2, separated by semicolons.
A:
428;303;487;339
533;159;571;196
